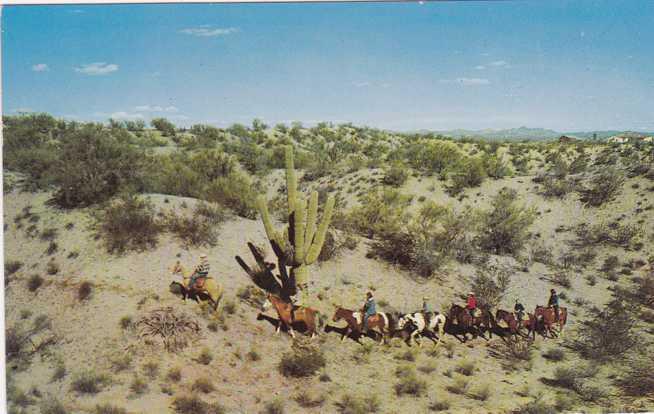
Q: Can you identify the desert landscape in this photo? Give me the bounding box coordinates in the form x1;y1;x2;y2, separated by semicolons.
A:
3;113;654;414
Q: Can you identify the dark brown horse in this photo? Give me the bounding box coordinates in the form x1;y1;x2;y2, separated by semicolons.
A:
447;304;494;342
534;306;567;338
331;306;391;344
262;293;322;339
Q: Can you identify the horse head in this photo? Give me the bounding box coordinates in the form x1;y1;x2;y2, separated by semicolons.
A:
332;305;344;322
169;281;185;295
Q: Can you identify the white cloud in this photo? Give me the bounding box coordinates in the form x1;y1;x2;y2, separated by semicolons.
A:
74;62;119;75
353;81;370;88
32;63;49;72
170;115;190;121
134;105;179;113
440;78;490;86
179;27;238;37
109;111;144;120
490;60;508;67
475;65;486;70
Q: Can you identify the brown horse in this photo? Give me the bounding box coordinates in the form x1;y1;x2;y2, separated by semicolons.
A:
534;306;567;338
495;309;535;340
262;293;322;339
331;306;391;344
447;304;494;342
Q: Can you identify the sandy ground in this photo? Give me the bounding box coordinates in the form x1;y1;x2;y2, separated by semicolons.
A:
4;163;654;413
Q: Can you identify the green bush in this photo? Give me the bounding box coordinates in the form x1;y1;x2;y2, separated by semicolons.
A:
91;193;162;254
579;168;624;207
382;162;409;187
403;139;464;175
53;125;144;207
448;156;486;195
278;344;326;378
483;154;511;179
71;371;109;394
151;117;176;136
335;394;380;414
615;348;654;396
478;188;536;255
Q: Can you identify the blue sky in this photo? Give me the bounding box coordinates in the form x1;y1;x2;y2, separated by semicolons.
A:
2;1;653;131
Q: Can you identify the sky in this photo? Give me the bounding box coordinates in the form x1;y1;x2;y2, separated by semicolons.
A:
2;1;654;132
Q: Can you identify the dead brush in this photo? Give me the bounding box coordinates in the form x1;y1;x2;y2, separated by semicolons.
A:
136;307;201;352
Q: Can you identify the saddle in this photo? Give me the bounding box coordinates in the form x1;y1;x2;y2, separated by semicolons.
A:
514;312;529;322
190;276;211;291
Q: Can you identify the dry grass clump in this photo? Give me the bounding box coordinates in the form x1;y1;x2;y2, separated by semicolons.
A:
167;367;182;382
335;394;380;414
5;260;23;276
172;395;225;414
95;404;128;414
542;348;565;362
39;397;67;414
279;340;326;378
142;361;159;379
428;398;451;412
119;315;133;330
46;260;60;275
446;376;470;395
71;371;110;394
198;348;213;365
293;390;326;408
454;359;476;376
78;281;92;300
394;365;427;397
163;205;221;248
27;274;44;292
129;376;148;395
468;383;491;401
263;398;285;414
192;377;215;394
615;349;654;397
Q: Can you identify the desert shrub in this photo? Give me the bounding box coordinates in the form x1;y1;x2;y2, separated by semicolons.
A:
574;222;640;248
447;156;486;195
348;188;411;238
404;139;464;175
515;394;558;414
483;154;511;179
198;348;213;365
455;359;476;376
568;295;638;361
263;398;285;414
46;261;60;275
111;354;133;372
382;161;409;187
615;348;654;396
335;394;380;414
579;168;625;207
27;274;44;292
78;281;93;301
487;339;534;371
470;265;511;308
151;117;176;136
549;272;571;289
163;207;219;248
71;371;109;394
119;316;133;330
129;376;148;395
540;176;576;198
52;364;66;381
53;125;144;207
317;231;343;262
91;193;162;254
172;395;224;414
167;367;182;382
542;348;565;362
5;260;23;276
551;364;598;390
39;397;67;414
191;377;214;393
142;361;159;379
293;390;325;408
446;376;470;395
46;241;59;255
40;227;58;241
278;341;326;378
478;188;536;255
95;404;128;414
428;398;451;412
206;172;257;219
393;365;427;397
468;384;491;401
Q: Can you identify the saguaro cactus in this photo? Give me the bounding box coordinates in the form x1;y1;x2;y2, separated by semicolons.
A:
236;146;335;305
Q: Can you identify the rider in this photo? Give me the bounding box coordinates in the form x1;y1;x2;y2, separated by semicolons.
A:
514;298;526;321
189;253;210;291
466;292;477;317
422;296;432;314
547;288;560;322
362;291;376;332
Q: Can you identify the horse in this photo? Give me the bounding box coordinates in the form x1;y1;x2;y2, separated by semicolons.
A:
397;311;447;347
447;304;494;342
495;309;534;340
534;306;567;338
262;293;322;339
169;261;224;311
331;306;392;344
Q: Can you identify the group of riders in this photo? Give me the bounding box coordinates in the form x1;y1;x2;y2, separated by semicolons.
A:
182;254;564;342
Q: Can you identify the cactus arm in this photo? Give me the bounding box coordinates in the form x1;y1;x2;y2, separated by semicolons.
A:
293;196;307;264
304;191;319;249
305;195;335;264
257;196;281;247
285;146;297;215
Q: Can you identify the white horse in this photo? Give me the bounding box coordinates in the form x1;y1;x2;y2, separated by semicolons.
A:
398;312;446;347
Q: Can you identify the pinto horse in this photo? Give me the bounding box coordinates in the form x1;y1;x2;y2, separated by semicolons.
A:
397;312;447;347
261;293;322;339
534;306;567;338
447;304;494;342
331;306;392;344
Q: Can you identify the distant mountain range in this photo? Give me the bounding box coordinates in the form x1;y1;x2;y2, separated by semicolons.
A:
412;127;654;141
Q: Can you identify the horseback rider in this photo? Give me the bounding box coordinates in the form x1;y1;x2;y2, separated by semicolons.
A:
466;292;477;317
547;288;560;322
422;296;432;314
362;291;376;331
189;254;210;291
514;298;525;322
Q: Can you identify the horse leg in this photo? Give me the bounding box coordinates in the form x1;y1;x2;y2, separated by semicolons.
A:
275;319;282;335
341;327;349;342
